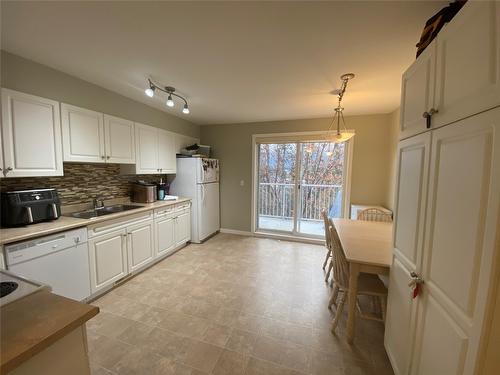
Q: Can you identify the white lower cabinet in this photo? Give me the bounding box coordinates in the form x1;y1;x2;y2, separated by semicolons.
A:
88;203;191;295
127;220;154;273
88;228;128;294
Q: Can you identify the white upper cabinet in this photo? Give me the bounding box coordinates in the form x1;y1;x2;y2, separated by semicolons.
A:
1;88;63;177
61;104;135;164
104;115;135;164
158;129;176;174
399;42;436;140
433;1;500;128
61;103;105;163
122;123;177;175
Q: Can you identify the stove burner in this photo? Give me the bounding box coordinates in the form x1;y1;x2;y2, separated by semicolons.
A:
1;281;19;298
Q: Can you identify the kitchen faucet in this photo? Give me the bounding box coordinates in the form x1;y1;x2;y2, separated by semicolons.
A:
93;197;105;209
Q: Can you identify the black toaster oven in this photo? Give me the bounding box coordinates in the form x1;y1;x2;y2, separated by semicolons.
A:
0;189;61;227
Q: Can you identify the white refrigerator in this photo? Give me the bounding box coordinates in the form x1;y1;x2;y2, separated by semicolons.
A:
170;158;220;243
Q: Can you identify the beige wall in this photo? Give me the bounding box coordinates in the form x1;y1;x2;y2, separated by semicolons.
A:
201;114;396;232
1;51;199;138
384;108;400;210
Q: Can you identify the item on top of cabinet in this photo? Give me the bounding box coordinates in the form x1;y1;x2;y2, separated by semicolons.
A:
179;143;211;158
163;195;178;201
131;182;157;203
0;188;61;227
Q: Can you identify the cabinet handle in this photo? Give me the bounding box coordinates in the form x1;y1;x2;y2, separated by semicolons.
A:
101;156;106;160
107;156;111;160
422;108;438;129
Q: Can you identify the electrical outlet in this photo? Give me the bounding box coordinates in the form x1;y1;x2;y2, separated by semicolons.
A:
240;180;245;186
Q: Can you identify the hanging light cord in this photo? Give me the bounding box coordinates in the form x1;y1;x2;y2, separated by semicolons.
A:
327;74;353;135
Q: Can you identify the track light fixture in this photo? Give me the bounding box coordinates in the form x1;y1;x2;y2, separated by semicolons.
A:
326;73;356;143
144;79;190;115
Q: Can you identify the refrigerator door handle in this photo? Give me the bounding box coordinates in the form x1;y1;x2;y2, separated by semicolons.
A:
200;161;205;183
201;184;206;204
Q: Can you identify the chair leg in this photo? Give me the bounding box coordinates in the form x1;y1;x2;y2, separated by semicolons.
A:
325;259;333;282
328;284;339;309
331;291;346;333
380;295;387;323
322;249;331;269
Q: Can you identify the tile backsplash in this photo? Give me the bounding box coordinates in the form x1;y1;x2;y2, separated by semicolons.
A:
0;163;167;205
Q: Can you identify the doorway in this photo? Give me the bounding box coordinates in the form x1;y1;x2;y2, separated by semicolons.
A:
253;135;352;239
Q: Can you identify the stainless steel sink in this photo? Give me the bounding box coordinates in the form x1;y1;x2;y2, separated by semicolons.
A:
66;204;142;219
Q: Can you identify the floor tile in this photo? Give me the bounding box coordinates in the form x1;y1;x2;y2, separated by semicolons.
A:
225;329;258;356
181;339;224;373
212;349;249;375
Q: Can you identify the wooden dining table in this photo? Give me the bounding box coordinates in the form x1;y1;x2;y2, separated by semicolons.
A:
332;218;393;344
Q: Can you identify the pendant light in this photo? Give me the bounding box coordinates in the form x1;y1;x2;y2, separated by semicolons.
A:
144;79;190;115
326;73;355;143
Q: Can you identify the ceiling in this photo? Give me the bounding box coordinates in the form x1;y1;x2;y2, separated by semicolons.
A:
1;1;445;125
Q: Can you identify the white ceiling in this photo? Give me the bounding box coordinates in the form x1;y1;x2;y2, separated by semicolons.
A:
1;1;445;125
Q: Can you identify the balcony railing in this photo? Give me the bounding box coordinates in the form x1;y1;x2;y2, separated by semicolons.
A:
258;182;342;221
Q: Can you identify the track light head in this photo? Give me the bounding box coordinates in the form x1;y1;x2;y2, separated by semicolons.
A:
182;104;190;114
145;87;155;97
166;94;174;107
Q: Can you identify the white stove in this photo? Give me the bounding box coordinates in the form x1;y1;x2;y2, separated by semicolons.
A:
0;270;49;307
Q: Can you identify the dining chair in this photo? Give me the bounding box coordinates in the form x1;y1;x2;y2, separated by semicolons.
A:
322;210;333;282
327;220;388;333
357;207;393;222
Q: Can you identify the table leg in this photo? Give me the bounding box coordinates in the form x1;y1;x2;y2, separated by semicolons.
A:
346;262;360;344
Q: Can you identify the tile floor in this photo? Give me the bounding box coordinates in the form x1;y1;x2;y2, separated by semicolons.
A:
87;233;394;375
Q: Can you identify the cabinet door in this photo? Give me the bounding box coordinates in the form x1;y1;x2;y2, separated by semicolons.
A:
174;211;191;246
412;107;500;375
155;215;175;257
104;115;135;164
399;42;436;140
134;123;159;174
88;229;128;294
385;132;431;375
158;129;176;174
1;89;63;177
433;1;500;128
61;103;105;163
127;220;154;272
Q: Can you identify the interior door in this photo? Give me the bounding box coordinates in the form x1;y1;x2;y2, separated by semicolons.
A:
61;103;105;163
433;1;500;129
385;132;431;375
127;221;154;272
197;182;219;241
1;88;63;177
135;123;158;173
104;115;135;164
88;229;128;294
158;129;176;173
412;107;500;374
399;41;436;140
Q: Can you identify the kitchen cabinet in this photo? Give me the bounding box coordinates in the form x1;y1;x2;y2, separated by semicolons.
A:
399;1;500;140
61;103;105;163
154;203;191;258
104;114;135;164
385;3;500;373
88;228;128;294
1;88;63;177
61;104;135;164
399;42;436;140
121;122;177;174
127;219;154;272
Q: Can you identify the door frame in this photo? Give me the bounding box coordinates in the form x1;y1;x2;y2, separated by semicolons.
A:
251;131;354;238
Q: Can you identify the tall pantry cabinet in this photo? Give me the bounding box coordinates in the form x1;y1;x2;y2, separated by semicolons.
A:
384;2;500;375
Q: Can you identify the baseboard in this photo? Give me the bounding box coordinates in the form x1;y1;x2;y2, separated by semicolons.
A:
219;228;253;236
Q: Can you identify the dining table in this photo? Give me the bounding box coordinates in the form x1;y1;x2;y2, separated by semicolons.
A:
332;218;393;344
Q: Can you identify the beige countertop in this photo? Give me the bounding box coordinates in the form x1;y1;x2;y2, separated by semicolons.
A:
0;198;191;246
0;290;99;373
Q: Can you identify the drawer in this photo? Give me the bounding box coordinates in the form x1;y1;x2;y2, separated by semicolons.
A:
88;211;153;238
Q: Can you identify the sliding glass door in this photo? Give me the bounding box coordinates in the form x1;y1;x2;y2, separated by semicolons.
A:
256;138;348;238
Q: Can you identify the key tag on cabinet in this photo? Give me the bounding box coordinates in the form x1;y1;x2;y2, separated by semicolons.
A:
412;283;421;299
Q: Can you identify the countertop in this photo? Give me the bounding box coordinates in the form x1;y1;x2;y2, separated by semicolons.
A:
0;198;191;245
0;290;99;373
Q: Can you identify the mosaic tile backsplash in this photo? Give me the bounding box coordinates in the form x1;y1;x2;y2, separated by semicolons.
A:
0;163;167;205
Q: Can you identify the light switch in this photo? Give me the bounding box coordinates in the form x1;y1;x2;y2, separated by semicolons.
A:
240;180;245;186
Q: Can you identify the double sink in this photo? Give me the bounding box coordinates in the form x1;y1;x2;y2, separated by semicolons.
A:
66;204;142;220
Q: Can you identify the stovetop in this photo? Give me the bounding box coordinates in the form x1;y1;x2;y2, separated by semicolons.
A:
0;270;49;307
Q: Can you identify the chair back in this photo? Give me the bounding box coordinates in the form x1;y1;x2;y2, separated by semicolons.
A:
322;210;332;249
357;207;392;222
328;219;350;289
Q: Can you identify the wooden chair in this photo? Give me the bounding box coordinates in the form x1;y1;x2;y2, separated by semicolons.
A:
327;220;388;333
357;207;392;222
322;210;334;282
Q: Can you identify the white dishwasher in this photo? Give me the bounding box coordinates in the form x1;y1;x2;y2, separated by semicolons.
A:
4;228;91;301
